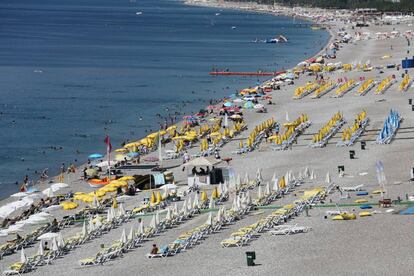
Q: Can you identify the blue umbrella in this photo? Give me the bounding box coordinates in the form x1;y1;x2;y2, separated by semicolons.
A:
127;152;140;158
89;153;103;159
223;102;233;107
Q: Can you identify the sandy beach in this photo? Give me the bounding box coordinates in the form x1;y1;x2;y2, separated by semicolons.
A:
1;1;414;275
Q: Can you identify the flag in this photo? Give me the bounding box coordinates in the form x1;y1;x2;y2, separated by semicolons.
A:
104;135;112;154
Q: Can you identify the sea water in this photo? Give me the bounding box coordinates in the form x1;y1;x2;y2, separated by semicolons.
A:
0;0;329;198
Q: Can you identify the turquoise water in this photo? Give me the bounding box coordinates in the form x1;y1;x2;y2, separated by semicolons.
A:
0;0;328;198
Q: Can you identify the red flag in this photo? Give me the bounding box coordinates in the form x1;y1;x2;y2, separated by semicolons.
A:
104;135;112;154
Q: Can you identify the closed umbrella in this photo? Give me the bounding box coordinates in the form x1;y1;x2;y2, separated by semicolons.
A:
57;232;65;247
20;248;27;263
166;207;172;221
150;214;157;229
273;178;279;192
118;203;126;217
128;226;135;240
81;221;87;236
209;195;215;209
205;212;213;226
37;242;44;256
257;185;262;199
138;221;144;236
52;237;59;251
265;182;271;195
120;229;127;243
155;211;160;226
325;172;331;184
193;194;199;209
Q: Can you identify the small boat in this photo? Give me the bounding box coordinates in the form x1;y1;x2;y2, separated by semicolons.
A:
136;11;143;15
265;35;288;44
88;178;110;188
215;13;220;16
231;26;236;29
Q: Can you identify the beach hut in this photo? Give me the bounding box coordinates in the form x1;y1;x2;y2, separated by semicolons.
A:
183;157;224;187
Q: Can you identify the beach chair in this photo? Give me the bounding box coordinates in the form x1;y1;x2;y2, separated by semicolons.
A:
2;261;33;275
220;238;244;248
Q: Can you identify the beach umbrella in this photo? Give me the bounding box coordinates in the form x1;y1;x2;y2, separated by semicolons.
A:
57;232;65;247
209;195;215;209
284;171;290;185
212;187;219;199
42;188;54;198
256;168;263;183
257;185;263;199
272;177;279;192
244;173;250;185
95;215;102;228
223;102;233;107
218;183;223;195
246;191;252;205
89;153;103;159
236;175;241;187
128;226;135;240
200;191;208;202
88;217;95;232
310;170;316;180
298;171;303;180
223;181;228;194
81;221;87;236
236;195;241;209
206;212;213;226
106;209;113;222
187;197;192;211
52;237;59;252
325;172;331;184
265;182;271;195
38;232;59;240
290;171;296;182
232;197;238;212
138;221;144;236
37;242;44;256
173;203;178;216
112;197;118;209
118;203;126;217
155;211;160;226
215;209;222;223
150;192;156;204
166;207;172;221
193;194;199;209
92;195;99;208
304;167;310;178
150;214;157;229
120;229;127;243
11;192;28;198
110;206;116;219
20;248;27;263
224;113;228;127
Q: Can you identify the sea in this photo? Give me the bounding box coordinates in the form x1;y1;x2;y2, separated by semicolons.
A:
0;0;329;199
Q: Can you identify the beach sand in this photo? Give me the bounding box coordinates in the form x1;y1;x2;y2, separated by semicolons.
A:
1;1;414;275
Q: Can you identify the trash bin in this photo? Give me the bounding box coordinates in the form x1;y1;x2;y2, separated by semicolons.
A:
360;141;366;150
246;251;256;266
